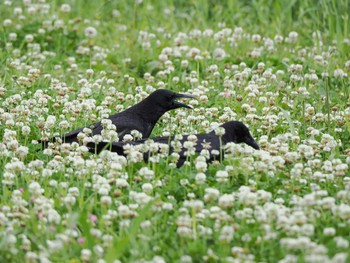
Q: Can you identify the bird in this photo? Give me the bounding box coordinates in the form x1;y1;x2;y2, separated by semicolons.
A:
88;121;260;166
40;89;194;146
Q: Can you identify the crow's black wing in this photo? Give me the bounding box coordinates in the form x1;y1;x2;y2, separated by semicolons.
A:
109;111;154;138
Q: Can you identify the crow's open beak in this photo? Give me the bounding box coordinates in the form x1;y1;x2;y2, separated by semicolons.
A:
245;137;260;150
173;93;195;109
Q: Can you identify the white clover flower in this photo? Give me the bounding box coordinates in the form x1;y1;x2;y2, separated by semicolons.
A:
116;178;129;188
345;60;350;70
204;188;220;203
21;238;31;251
187;134;198;143
334;237;349;249
187;48;201;59
3;19;12;27
92;135;103;144
90;228;102;239
252;34;261;43
63;195;76;206
119;219;131;229
16;146;28;159
6;139;18;151
213;48;226;61
112;9;120;17
84;26;98;39
54;19;65;29
287;31;298;43
238;191;257;206
68;187;80;197
14;7;23;15
323;227;336;236
162;202;173;211
138;167;154;180
181;60;189;68
45;115;56;129
3;129;16;143
43;148;53;156
177;226;193;238
183;200;204;212
195;173;206;184
334;163;348;176
28;181;44;196
118;205;132;218
132;192;152;205
142;183;153;194
219;225;234;243
214;127;225;136
216;170;229;183
331;253;348;263
123;134;133;142
93;245;104;257
195;161;207;173
25;34;34;42
218;194;234;208
60;3;71;12
81;249;92;261
128;150;144;163
8;32;17;41
47;208;61;224
180;255;193;263
300;224;315;237
176;214;192;227
199;149;210;160
241;233;252;242
334;69;347;78
251;48;262;58
131;130;142;139
3;172;15;185
180;179;189;186
86;68;94;76
25;252;38;262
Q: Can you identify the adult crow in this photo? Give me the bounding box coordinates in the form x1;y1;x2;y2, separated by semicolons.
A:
41;89;194;146
89;121;259;166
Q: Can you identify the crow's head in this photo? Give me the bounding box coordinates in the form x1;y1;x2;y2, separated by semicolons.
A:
220;121;260;150
148;89;194;110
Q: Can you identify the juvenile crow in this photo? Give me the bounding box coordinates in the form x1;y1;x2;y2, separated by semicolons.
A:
41;89;194;146
89;121;259;166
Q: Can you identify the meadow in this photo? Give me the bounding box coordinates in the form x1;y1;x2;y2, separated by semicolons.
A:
0;0;350;262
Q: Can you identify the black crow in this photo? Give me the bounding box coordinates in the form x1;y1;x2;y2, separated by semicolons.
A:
89;121;259;166
41;89;194;146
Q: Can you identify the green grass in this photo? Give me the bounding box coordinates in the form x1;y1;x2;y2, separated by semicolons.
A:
1;0;350;262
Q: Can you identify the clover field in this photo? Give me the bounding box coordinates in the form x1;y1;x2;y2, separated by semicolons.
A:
1;0;350;262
